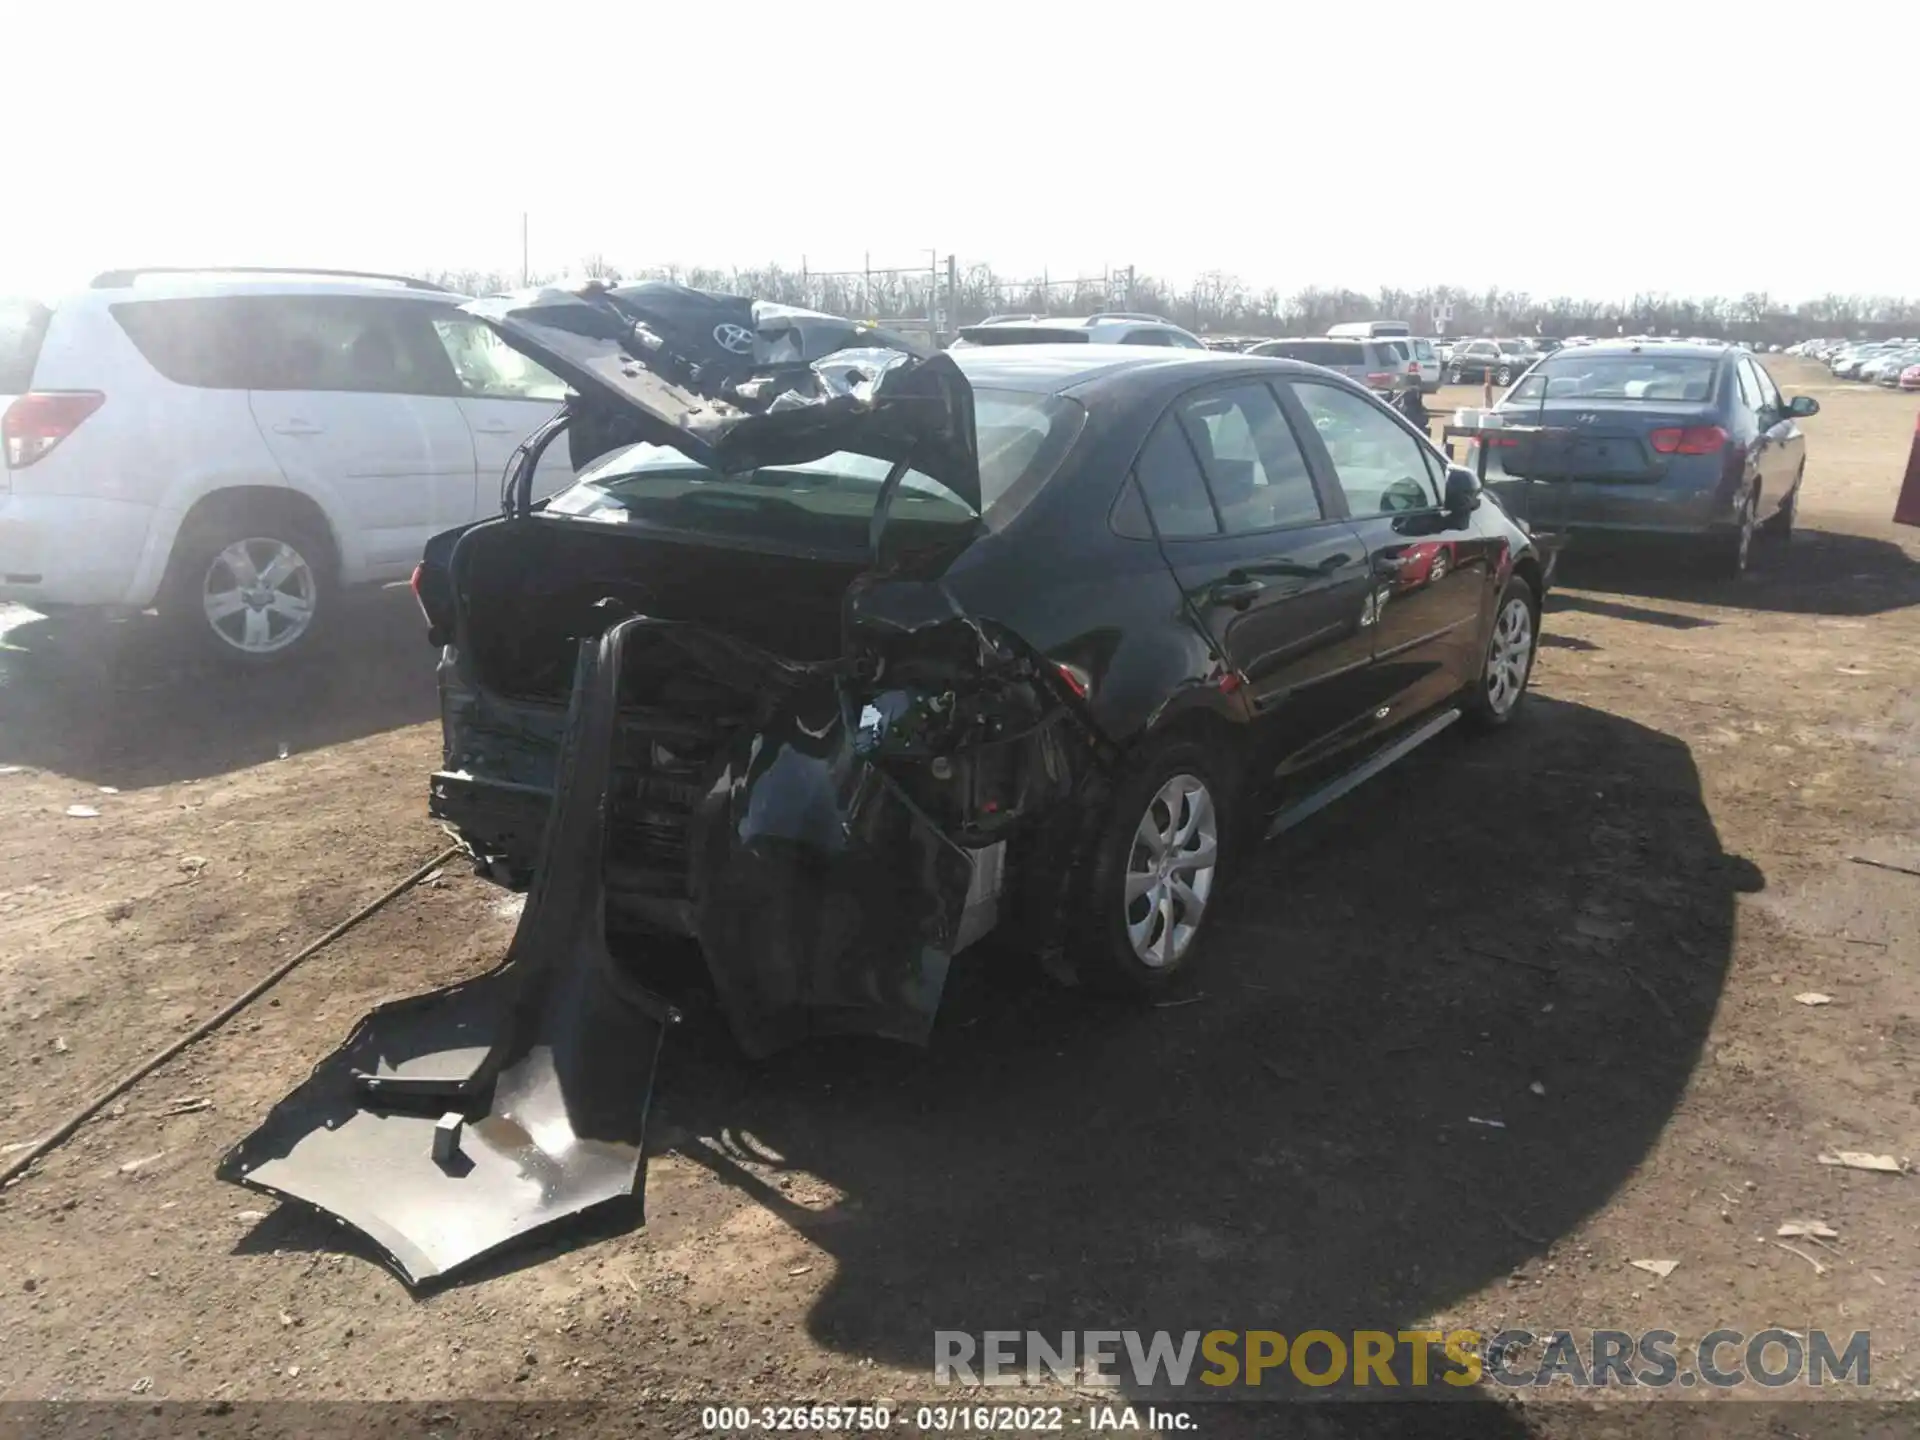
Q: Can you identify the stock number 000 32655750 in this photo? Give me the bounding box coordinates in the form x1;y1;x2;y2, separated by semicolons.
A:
701;1405;1070;1431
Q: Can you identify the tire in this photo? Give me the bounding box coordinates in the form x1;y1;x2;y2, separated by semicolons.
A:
1495;365;1513;386
159;506;334;666
1463;576;1538;730
1448;365;1464;384
1069;736;1235;994
1708;485;1759;580
1760;465;1801;540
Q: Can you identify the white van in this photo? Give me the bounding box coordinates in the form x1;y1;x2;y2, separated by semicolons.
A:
1327;320;1412;339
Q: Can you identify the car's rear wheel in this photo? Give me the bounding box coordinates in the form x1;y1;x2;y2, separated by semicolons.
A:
1464;576;1538;730
1495;364;1514;386
1072;737;1234;993
161;509;334;666
1448;365;1464;384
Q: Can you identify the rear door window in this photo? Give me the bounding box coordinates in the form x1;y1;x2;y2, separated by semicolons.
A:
112;295;459;396
0;299;54;392
1121;329;1173;347
250;298;457;396
1130;414;1219;537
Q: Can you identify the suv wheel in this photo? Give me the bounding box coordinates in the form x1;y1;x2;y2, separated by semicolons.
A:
1495;364;1514;386
1072;737;1233;993
163;513;333;665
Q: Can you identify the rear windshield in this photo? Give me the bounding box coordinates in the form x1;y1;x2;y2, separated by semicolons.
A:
954;326;1089;346
0;300;54;393
1508;355;1721;403
1376;340;1411;363
1250;339;1362;366
546;388;1087;549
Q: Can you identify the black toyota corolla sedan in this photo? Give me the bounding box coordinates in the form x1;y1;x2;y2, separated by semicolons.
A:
414;283;1552;1056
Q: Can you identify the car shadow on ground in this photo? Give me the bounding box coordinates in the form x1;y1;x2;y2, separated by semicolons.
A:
1553;525;1920;618
639;695;1746;1424
0;587;439;788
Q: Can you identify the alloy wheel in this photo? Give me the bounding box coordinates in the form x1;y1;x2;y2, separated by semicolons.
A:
1484;595;1535;716
202;538;317;655
1124;773;1219;968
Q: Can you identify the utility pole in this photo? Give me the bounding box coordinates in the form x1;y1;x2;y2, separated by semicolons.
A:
521;212;529;287
945;254;958;342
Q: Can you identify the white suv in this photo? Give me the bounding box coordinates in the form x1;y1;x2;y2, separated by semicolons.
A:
0;268;575;664
949;312;1207;348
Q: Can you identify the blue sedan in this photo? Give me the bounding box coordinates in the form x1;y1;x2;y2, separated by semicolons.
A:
1480;342;1818;578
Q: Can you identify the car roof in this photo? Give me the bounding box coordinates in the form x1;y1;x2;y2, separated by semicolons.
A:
946;344;1321;395
67;271;466;304
1558;341;1730;361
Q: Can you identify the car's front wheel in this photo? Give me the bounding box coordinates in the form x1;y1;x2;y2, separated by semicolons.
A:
1496;364;1514;386
1448;365;1464;383
161;510;334;666
1464;576;1538;729
1073;737;1234;993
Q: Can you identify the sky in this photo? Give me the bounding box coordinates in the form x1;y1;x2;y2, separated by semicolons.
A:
7;1;1917;305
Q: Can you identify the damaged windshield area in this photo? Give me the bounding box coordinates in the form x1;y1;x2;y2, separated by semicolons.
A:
545;389;1085;548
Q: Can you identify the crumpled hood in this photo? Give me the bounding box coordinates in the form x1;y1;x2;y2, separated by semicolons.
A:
463;281;981;513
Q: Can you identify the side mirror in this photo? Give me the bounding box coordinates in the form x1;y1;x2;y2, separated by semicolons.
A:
1445;465;1482;514
1787;395;1820;418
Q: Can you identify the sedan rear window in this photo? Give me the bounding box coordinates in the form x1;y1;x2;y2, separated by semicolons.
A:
0;300;54;393
1508;355;1720;403
546;388;1087;547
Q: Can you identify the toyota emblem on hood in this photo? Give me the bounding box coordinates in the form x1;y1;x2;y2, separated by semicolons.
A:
713;322;756;355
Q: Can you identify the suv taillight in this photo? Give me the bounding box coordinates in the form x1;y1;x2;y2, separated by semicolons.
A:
1365;372;1395;387
3;392;105;468
1649;425;1729;455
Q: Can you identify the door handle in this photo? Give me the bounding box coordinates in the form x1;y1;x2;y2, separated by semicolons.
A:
472;421;518;436
272;419;322;437
1212;579;1265;606
1372;554;1408;577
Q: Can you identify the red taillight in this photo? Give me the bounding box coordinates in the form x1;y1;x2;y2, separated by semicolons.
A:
2;392;105;468
1648;425;1729;456
1365;372;1394;387
409;562;429;620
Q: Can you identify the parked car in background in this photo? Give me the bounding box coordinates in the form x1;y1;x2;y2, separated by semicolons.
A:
1900;363;1920;392
1326;320;1412;339
1876;349;1920;387
420;284;1552;1036
1406;337;1442;393
953;314;1206;349
1246;337;1417;395
1447;338;1535;386
1483;342;1818;578
0;267;574;664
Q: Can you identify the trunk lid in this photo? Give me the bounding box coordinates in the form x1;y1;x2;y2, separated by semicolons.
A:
463;282;982;513
1489;399;1720;483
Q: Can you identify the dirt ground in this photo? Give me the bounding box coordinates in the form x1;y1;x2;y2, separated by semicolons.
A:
2;357;1918;1434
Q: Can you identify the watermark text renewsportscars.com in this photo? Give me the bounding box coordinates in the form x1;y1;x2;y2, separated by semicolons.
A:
933;1328;1870;1390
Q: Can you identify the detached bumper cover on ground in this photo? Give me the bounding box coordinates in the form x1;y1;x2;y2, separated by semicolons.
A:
220;617;672;1286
